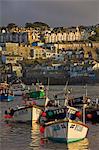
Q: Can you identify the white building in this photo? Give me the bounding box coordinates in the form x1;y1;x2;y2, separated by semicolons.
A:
93;62;99;70
45;27;83;43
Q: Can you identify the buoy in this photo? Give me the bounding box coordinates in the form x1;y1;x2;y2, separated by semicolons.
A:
32;101;36;105
40;138;44;145
76;111;82;118
4;114;13;119
41;112;46;117
40;126;45;133
87;114;93;119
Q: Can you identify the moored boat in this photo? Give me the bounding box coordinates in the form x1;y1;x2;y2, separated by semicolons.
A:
39;105;88;143
67;96;99;123
44;119;88;143
23;83;46;106
0;82;14;102
27;83;45;99
11;83;29;96
3;105;32;123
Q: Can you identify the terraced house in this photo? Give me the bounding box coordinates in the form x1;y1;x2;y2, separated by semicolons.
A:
45;27;89;43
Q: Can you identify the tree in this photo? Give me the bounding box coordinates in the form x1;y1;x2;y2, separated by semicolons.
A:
33;22;50;28
25;22;50;29
25;23;34;28
95;27;99;35
88;27;99;41
7;23;17;29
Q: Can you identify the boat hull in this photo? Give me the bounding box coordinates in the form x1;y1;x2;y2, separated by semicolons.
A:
4;106;32;123
0;95;14;102
32;105;43;124
28;90;45;99
13;90;23;96
44;120;88;143
86;109;99;123
25;98;45;106
13;89;29;96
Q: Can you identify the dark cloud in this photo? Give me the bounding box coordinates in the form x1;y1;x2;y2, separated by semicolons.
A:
0;0;99;27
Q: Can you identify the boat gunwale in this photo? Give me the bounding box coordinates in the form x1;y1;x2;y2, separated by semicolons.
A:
44;119;89;128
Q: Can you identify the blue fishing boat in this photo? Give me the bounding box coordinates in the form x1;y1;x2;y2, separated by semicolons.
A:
0;82;14;102
0;95;14;102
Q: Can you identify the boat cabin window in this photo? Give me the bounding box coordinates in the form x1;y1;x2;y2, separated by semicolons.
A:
40;87;43;90
67;108;81;121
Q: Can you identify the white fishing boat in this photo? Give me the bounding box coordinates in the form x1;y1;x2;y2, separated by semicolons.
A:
10;78;29;96
3;103;44;124
12;89;24;96
11;83;28;96
39;105;89;143
44;119;88;143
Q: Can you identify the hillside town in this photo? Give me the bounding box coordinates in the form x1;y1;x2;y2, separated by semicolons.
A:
0;22;99;84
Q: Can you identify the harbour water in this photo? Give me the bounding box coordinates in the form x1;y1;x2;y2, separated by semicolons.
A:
0;85;99;150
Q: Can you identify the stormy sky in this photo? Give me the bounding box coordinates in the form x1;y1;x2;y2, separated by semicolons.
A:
0;0;99;27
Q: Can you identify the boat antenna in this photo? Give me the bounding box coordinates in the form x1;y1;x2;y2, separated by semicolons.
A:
46;77;50;97
64;80;69;94
45;78;50;107
82;100;87;124
64;80;69;106
85;84;88;97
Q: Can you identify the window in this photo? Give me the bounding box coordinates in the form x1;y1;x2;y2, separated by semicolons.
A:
30;49;34;57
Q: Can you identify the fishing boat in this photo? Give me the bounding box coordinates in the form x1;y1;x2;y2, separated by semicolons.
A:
11;83;29;96
4;105;32;123
86;107;99;123
32;104;43;124
10;78;29;96
3;82;47;124
67;96;99;123
25;97;49;124
12;88;24;96
24;82;46;106
9;77;29;96
3;103;44;124
24;97;46;107
27;83;45;99
63;83;99;124
0;82;14;102
39;105;89;143
44;119;88;143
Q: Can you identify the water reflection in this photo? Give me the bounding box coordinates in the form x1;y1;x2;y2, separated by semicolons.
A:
30;124;89;150
30;124;41;150
38;138;89;150
68;138;89;150
0;122;31;150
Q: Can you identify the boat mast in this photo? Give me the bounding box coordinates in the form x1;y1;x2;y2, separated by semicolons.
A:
64;80;69;106
82;103;86;124
45;78;50;107
83;84;88;124
85;84;88;97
